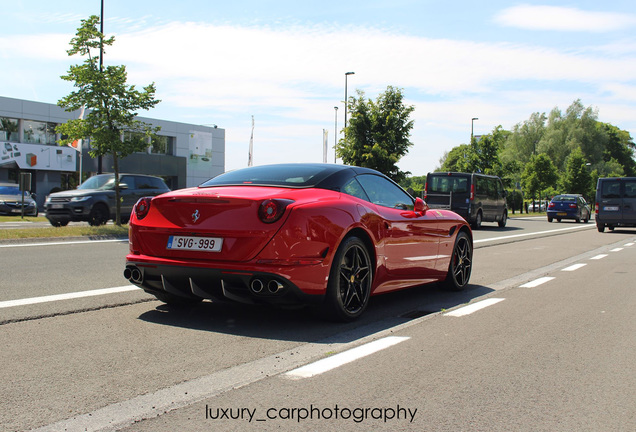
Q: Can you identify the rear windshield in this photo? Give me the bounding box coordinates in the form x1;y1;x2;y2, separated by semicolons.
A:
200;164;336;188
428;175;469;194
600;181;621;199
552;196;576;202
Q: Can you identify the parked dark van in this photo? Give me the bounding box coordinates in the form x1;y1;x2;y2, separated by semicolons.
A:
595;177;636;232
424;172;508;228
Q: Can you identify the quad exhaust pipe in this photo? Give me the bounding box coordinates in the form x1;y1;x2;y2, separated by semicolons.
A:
124;266;143;284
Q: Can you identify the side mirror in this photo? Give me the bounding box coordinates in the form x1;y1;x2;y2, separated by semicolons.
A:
118;183;129;190
414;197;429;214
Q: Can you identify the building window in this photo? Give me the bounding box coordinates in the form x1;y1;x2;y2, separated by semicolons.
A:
0;117;19;142
23;120;57;145
150;135;175;155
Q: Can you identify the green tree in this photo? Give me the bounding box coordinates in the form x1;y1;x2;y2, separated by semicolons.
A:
439;144;475;172
500;111;546;164
560;148;592;198
337;86;414;182
473;125;508;175
599;123;636;176
56;15;160;225
521;153;558;202
539;100;604;170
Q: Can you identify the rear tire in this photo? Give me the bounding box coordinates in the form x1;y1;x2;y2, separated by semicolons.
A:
597;223;605;233
443;231;472;291
498;211;507;228
472;211;483;229
322;236;372;322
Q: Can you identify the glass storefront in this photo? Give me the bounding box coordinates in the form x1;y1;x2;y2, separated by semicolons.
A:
0;117;19;141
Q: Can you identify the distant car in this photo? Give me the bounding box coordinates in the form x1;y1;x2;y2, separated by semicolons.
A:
0;183;38;216
124;163;473;321
528;202;546;212
595;177;636;232
547;194;591;223
44;173;170;227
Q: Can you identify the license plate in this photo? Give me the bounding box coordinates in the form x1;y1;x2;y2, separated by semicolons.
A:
557;212;567;216
51;204;64;209
603;206;619;211
167;235;223;252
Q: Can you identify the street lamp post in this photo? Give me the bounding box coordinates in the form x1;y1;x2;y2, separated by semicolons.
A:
334;106;338;163
344;72;355;145
471;117;479;143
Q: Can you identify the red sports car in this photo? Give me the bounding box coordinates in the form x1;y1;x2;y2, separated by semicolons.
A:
124;164;473;321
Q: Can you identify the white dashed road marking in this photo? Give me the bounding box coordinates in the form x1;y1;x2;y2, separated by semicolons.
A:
590;254;608;260
444;298;505;317
519;276;555;288
562;263;587;272
284;336;410;380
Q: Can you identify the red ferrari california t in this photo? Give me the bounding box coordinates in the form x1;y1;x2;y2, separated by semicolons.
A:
124;164;472;321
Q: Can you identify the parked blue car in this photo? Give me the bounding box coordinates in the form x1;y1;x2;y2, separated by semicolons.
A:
547;194;591;223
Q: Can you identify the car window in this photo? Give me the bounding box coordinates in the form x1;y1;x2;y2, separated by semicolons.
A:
625;180;636;198
600;181;621;199
342;178;370;201
0;186;21;196
120;176;136;189
136;176;164;190
356;174;414;210
428;176;468;194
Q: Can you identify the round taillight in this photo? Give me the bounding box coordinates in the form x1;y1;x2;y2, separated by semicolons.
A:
258;199;292;224
135;197;153;220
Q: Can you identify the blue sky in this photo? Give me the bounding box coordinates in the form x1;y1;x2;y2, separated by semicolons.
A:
2;1;636;176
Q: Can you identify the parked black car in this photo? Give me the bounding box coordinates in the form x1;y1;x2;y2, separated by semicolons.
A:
44;173;170;226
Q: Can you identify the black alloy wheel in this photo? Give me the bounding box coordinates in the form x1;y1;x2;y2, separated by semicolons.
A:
323;236;372;322
443;231;472;291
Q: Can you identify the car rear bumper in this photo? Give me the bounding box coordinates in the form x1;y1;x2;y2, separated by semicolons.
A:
125;255;328;306
547;210;580;219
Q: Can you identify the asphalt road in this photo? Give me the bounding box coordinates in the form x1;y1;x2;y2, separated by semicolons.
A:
1;217;634;431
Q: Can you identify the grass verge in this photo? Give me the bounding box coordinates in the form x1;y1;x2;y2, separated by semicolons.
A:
0;224;128;241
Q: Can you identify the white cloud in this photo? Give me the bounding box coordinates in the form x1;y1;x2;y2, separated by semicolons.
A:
495;4;636;32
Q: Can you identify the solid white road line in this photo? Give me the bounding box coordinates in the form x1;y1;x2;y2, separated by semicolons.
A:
444;298;505;317
284;336;410;380
0;285;139;309
519;276;555;288
562;263;587;272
